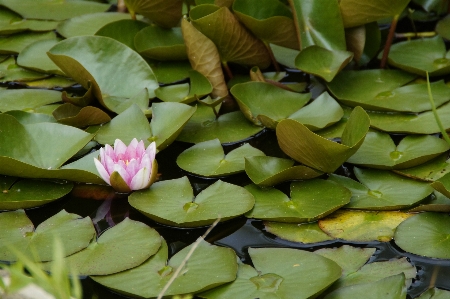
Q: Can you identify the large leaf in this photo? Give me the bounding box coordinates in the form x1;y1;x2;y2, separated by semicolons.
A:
0;210;95;262
124;0;183;28
0;89;62;112
135;26;187;61
17;39;64;75
48;36;158;112
128;176;255;227
95;19;149;51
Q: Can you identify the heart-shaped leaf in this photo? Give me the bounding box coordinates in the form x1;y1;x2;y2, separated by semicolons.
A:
0;209;95;262
92;238;237;298
0;89;62;112
276;106;370;173
135;26;187;61
128;176;255;227
245;179;351;222
177;139;265;177
264;221;334;243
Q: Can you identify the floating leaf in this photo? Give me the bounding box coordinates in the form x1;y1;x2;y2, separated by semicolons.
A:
0;177;73;210
92;238;237;298
46;218;161;275
245;156;323;187
329;168;433;210
129;176;255;227
347;131;449;169
17;39;64;75
149;59;192;84
295;46;353;82
4;110;56;124
0;0;110;21
436;15;450;40
0;56;49;82
0;89;62;112
0;31;57;54
0;209;94;262
48;35;159;111
264;221;334;243
408;191;450;213
0;19;59;35
95;19;149;51
57;12;131;38
199;247;342;299
177;104;263;144
319;210;412;242
276;106;370;173
135;26;187;61
431;172;450;198
52;103;111;128
417;288;450;298
190;5;271;68
176;139;264;177
124;0;183;28
245;179;350;222
395;212;450;259
270;43;298;68
24;76;75;89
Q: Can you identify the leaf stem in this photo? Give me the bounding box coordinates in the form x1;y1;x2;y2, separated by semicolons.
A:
222;61;233;80
427;71;450;146
380;14;399;69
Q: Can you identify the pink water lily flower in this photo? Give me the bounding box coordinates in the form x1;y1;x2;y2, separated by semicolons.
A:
94;139;158;193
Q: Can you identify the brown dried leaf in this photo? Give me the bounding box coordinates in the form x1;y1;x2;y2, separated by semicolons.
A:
345;26;365;63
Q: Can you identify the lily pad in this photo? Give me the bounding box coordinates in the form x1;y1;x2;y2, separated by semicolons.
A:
329;168;433;210
52;103;111;128
385;36;450;76
24;76;75;89
270;43;298;69
417;288;450;298
48;35;159;111
92;238;237;298
135;26;187;61
431;172;450;198
0;89;62;112
0;209;95;262
0;57;49;82
128;176;255;227
95;19;149;51
124;0;183;28
177;104;264;144
347;131;450;169
148;59;192;84
0;176;73;210
0;19;59;35
394;212;450;259
276;106;370;173
176;139;265;177
47;218;161;275
245;156;323;187
17;39;64;75
4;110;56;124
57;12;131;38
264;221;334;244
199;247;342;299
318;210;412;242
230;81;310;128
394;154;450;182
0;0;111;21
408;191;450;212
0;31;57;54
245;179;351;222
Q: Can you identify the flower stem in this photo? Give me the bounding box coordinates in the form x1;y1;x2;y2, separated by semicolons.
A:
380;14;399;69
427;71;450;146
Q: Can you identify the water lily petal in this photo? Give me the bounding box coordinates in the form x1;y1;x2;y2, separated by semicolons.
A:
126;158;140;178
124;139;139;161
146;142;156;161
103;144;115;160
139;154;151;171
94;158;111;185
114;139;127;157
135;140;146;158
104;155;116;175
130;167;151;190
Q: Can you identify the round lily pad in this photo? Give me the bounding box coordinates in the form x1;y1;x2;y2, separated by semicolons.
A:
0;176;73;210
0;209;95;262
128;176;255;227
329;168;433;210
46;218;161;275
135;26;187;61
199;247;342;299
245;179;351;222
318;210;412;242
395;212;450;259
92;238;238;298
176;139;265;177
264;221;334;244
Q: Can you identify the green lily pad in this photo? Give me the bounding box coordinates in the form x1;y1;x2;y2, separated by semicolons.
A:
135;26;187;61
0;176;73;210
295;46;353;82
52;103;111;128
0;19;59;35
48;35;159;111
47;218;161;275
124;0;183;28
128;176;255;227
24;76;75;89
0;89;62;112
394;154;450;182
0;31;57;54
176;139;264;177
230;81;310;128
318;210;412;242
0;0;111;21
245;179;351;222
417;288;450;298
17;39;64;75
4;110;56;124
287;91;344;131
327;69;417;111
408;191;450;212
148;60;192;84
385;36;450;76
270;43;298;68
431;172;450;198
95;19;149;51
276;106;370;173
0;209;95;262
199;247;342;299
0;57;49;82
177;104;264;144
92;238;237;298
347;131;450;169
329;168;433;210
264;221;334;244
245;156;323;187
436;15;450;40
57;12;131;38
232;0;298;49
394;212;450;259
